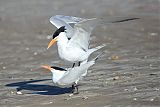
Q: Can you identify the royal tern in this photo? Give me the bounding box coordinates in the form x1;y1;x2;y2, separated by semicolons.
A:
47;15;139;67
47;15;104;67
42;53;102;94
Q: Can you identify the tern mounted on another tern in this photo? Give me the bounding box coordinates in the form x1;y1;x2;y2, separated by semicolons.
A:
47;15;105;67
47;15;139;67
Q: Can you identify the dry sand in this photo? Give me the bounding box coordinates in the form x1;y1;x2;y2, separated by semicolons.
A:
0;0;159;107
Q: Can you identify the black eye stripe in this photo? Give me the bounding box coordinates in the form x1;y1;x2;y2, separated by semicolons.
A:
52;26;66;39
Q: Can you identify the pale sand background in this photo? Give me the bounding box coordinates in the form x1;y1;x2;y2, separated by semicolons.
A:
0;0;159;107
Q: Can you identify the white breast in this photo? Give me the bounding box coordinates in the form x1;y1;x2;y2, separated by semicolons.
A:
51;70;66;83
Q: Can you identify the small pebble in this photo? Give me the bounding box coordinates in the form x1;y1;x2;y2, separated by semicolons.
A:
11;91;14;94
69;93;74;97
154;88;159;91
144;56;148;59
16;91;23;95
82;96;88;100
111;55;119;60
2;66;6;70
34;52;38;55
150;98;154;101
149;64;153;67
113;76;120;80
149;32;158;36
133;87;138;91
135;51;139;54
133;98;137;101
25;47;30;50
124;89;129;91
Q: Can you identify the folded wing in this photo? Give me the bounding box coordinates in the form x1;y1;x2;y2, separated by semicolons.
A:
58;61;94;85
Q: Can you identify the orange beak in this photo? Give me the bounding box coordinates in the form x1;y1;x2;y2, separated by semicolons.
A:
47;37;58;49
41;65;52;71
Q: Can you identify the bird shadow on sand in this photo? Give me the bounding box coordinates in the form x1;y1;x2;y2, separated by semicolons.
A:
5;79;73;95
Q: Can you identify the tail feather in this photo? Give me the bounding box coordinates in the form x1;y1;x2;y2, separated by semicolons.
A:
80;52;105;78
86;44;106;62
81;59;88;77
92;52;104;61
89;44;106;54
94;44;106;51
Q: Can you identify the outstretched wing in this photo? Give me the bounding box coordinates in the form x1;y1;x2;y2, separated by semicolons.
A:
68;18;99;51
50;15;86;38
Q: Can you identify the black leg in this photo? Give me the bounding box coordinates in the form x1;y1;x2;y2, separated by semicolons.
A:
75;85;79;94
71;84;75;93
78;62;81;66
71;83;79;94
72;63;75;68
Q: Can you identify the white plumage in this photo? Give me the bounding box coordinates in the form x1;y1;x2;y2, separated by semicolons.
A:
42;53;101;93
48;15;105;64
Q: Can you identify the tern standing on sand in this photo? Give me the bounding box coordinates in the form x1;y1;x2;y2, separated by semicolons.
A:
42;53;102;94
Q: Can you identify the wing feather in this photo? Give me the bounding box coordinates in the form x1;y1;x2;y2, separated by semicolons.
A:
50;15;86;38
68;18;99;51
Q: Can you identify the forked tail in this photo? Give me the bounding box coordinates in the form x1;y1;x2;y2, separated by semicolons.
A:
92;52;104;62
89;44;106;55
94;44;106;51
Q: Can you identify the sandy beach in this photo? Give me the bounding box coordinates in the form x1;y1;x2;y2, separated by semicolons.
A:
0;0;159;107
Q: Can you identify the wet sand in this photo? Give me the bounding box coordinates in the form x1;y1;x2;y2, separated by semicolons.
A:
0;0;159;107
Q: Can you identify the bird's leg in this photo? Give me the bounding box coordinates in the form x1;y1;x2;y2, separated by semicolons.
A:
72;63;75;68
75;84;79;94
71;83;79;94
78;62;81;66
71;84;75;93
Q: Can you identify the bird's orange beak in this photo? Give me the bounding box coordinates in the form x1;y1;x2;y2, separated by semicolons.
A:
47;37;58;49
41;65;52;71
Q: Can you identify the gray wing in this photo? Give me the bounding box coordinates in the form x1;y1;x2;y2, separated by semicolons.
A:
67;17;138;49
68;18;99;51
58;61;94;85
52;15;85;24
50;15;86;38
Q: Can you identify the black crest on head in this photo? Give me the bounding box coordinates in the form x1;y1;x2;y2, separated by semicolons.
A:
52;26;66;39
